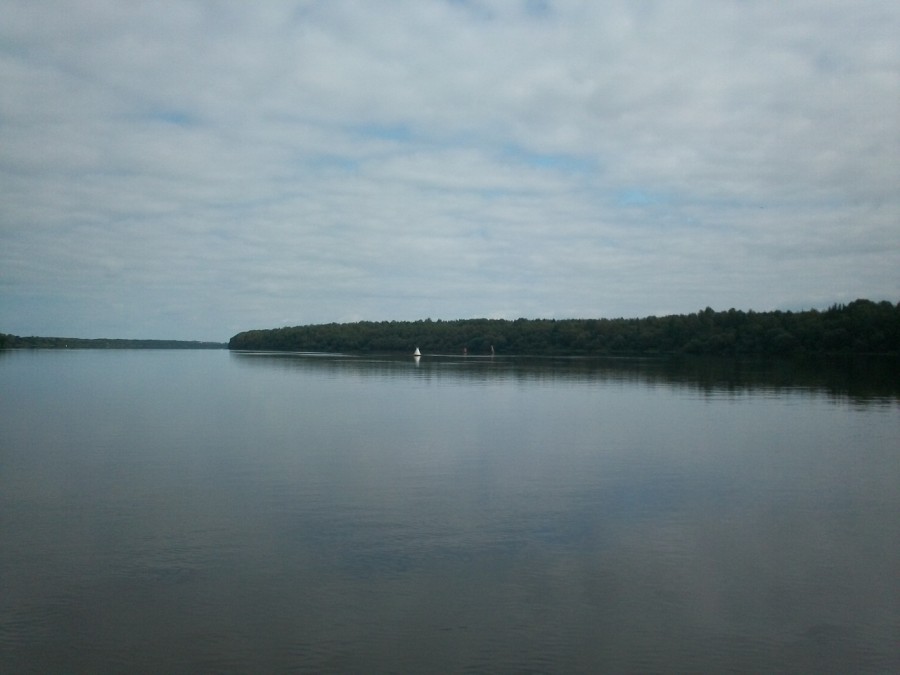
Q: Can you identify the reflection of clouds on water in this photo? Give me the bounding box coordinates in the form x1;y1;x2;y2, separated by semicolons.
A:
1;350;897;672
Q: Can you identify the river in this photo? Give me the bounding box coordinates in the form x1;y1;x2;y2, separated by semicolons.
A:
1;349;898;672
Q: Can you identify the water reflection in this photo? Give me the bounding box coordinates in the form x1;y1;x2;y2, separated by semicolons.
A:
1;350;897;672
231;351;900;404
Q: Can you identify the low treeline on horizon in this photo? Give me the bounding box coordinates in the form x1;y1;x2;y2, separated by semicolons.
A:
0;335;226;350
3;299;898;357
229;299;900;357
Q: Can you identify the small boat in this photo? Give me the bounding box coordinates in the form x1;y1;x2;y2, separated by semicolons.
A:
413;347;421;357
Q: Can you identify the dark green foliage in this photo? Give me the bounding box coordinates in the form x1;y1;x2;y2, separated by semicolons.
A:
228;299;900;356
0;334;226;349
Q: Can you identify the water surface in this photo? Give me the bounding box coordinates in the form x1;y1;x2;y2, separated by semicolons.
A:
1;350;898;672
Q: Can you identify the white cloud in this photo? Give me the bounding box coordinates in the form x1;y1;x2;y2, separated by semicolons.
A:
1;0;898;339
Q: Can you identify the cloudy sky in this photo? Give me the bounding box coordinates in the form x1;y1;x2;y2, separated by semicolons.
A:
2;1;898;341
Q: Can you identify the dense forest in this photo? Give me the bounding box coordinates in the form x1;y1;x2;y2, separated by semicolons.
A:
0;335;226;349
229;299;900;357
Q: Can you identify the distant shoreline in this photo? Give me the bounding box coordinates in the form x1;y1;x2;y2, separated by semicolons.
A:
0;335;226;349
227;299;899;358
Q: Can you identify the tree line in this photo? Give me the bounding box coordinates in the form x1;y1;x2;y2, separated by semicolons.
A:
228;299;900;356
0;335;226;349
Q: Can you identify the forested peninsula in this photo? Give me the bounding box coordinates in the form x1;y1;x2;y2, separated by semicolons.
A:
0;335;226;349
229;299;899;357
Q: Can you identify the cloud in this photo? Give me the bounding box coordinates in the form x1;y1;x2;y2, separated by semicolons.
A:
1;0;898;339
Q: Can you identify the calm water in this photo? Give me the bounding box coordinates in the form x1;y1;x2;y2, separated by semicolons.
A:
1;349;898;673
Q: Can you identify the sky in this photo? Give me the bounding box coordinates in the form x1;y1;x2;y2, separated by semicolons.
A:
1;1;898;341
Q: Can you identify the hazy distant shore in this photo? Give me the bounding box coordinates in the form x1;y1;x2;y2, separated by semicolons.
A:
0;335;226;349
